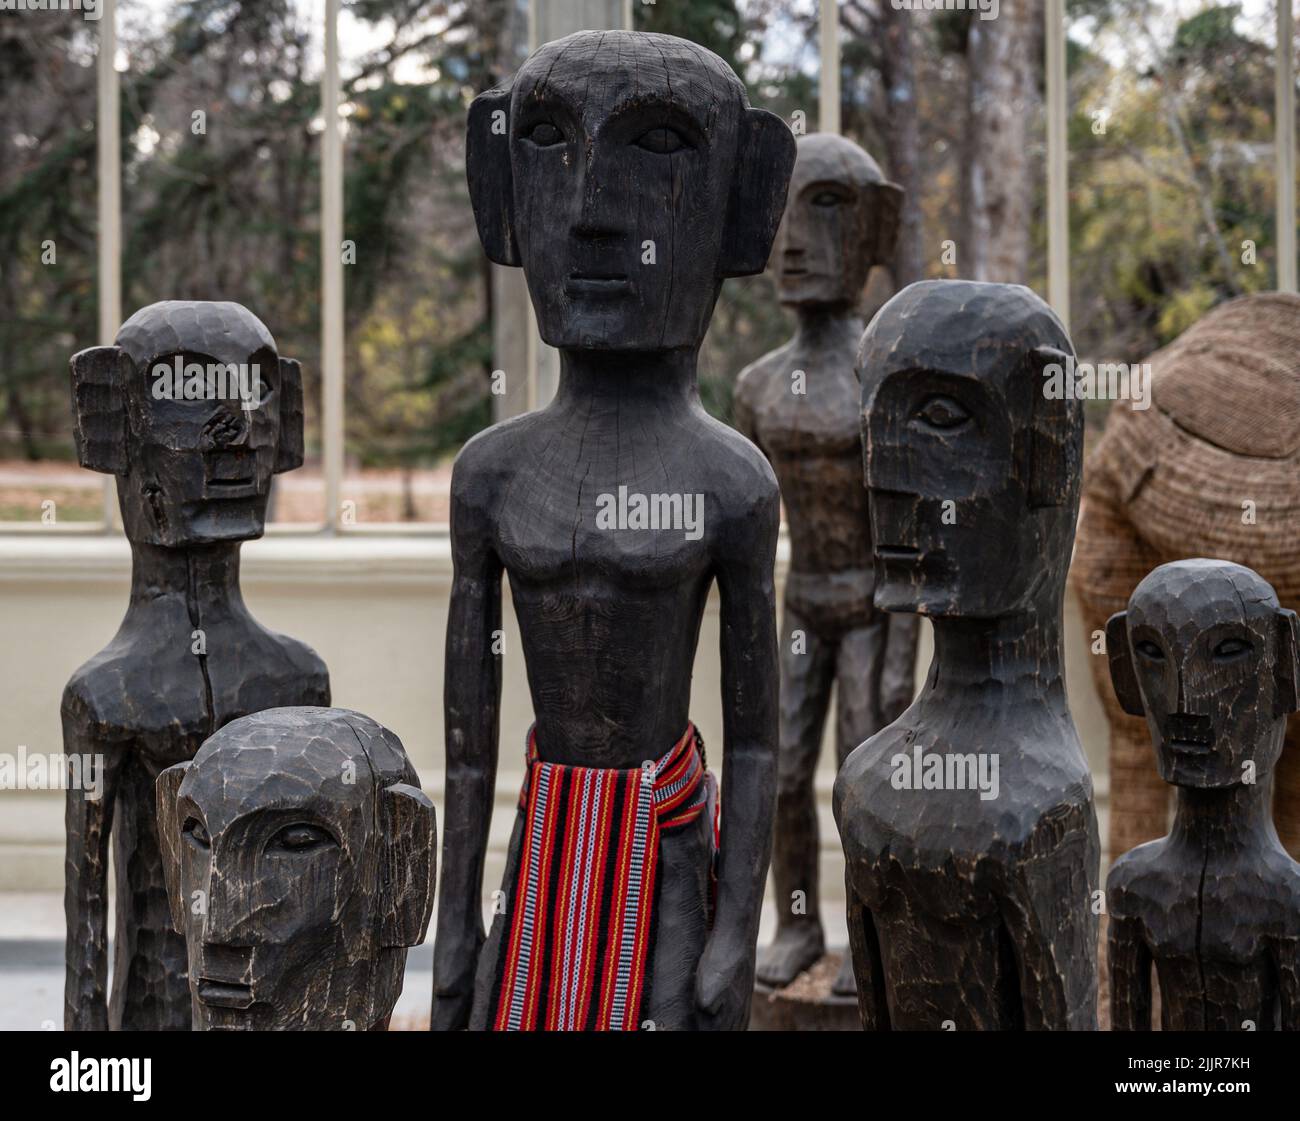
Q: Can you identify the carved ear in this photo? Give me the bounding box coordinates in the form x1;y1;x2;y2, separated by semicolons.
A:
379;782;437;948
70;345;130;475
1026;344;1079;508
275;357;304;473
466;86;520;267
155;761;192;935
1275;609;1299;715
1105;611;1146;717
720;108;797;278
864;180;905;268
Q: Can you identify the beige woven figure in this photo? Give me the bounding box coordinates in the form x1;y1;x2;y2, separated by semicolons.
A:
1071;292;1300;861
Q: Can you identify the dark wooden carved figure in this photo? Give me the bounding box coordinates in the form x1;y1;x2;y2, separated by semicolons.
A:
63;301;330;1030
734;132;918;994
834;280;1100;1030
1106;560;1300;1030
156;707;436;1030
432;30;794;1031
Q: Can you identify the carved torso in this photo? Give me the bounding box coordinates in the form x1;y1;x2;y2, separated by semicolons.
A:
836;687;1097;1029
458;392;773;769
736;323;872;581
1109;837;1300;1030
61;551;328;1031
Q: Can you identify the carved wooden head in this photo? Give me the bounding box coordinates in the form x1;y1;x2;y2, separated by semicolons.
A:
1107;560;1299;789
857;280;1082;618
69;300;304;546
774;133;903;308
466;30;795;351
156;707;436;1030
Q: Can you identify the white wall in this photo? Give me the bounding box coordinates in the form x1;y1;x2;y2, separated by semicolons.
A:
0;533;1110;899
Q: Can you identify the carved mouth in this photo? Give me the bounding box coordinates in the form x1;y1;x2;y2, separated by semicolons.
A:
565;273;630;297
1165;713;1214;753
205;450;257;494
197;978;254;1009
875;544;921;562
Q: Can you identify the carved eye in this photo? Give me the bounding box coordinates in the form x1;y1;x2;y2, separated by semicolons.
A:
915;395;970;430
524;122;564;147
271;823;336;853
183;817;210;848
1135;640;1165;661
634;127;688;154
811;191;844;207
1213;637;1252;661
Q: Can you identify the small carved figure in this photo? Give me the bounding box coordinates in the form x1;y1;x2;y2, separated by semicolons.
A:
157;707;436;1030
63;301;329;1030
432;30;794;1031
834;279;1100;1030
734;132;917;994
1106;560;1300;1031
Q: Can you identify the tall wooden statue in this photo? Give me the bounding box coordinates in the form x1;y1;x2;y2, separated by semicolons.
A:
834;280;1100;1030
1106;560;1300;1030
734;133;918;995
431;30;794;1032
156;707;436;1031
62;301;330;1030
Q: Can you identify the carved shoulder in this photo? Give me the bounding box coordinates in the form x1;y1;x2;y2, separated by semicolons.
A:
1105;839;1169;915
734;345;791;407
698;413;780;527
61;645;205;740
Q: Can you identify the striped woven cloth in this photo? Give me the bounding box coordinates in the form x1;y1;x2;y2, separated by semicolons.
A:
491;723;716;1031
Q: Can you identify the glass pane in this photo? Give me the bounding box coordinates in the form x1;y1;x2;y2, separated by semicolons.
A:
340;1;504;525
121;0;325;525
0;8;104;523
1067;0;1278;374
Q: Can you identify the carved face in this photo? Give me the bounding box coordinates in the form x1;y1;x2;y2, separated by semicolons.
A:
122;344;280;545
156;708;435;1030
858;281;1081;618
465;31;795;352
1109;561;1299;788
70;301;304;547
775;134;902;307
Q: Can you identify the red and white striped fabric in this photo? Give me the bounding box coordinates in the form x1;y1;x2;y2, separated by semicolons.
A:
491;723;716;1031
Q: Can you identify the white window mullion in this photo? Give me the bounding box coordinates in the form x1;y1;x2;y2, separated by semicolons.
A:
820;0;841;136
322;0;345;530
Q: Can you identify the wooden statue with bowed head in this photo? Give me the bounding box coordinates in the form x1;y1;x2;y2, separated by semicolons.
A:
834;280;1100;1030
157;708;436;1030
62;301;329;1030
734;132;918;994
431;30;794;1032
1106;560;1300;1030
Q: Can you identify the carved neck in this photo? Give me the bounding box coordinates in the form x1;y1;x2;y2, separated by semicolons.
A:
128;541;245;614
925;599;1065;705
552;348;700;417
791;304;862;348
1170;780;1278;852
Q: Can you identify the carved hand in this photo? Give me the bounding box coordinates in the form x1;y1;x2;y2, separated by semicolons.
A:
694;929;755;1031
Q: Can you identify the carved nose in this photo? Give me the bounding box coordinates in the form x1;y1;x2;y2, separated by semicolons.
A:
203;409;249;449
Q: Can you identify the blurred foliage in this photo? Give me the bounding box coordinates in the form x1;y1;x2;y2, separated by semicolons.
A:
0;0;1290;506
